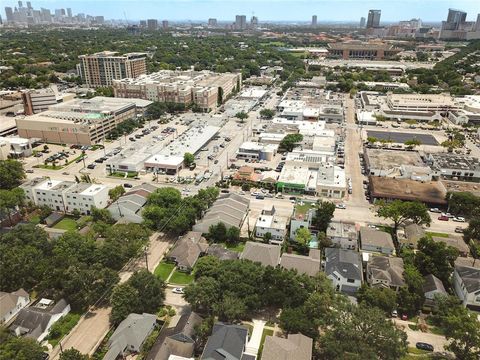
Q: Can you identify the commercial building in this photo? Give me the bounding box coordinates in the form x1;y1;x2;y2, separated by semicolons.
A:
364;149;432;181
440;8;480;40
143;124;219;174
386;93;457;112
235;15;247;30
327;42;401;60
113;70;241;112
22;88;58;115
449;95;480;125
147;19;158;30
236;142;278;161
311;15;317;27
369;176;448;206
21;177;109;214
77;51;147;88
0;136;34;159
426;153;480;182
360;17;366;28
367;10;381;28
16;96;151;145
208;18;217;27
255;206;288;244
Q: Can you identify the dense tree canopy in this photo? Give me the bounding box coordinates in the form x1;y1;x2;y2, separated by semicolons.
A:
0;159;25;190
313;200;336;233
279;133;303;152
377;200;431;236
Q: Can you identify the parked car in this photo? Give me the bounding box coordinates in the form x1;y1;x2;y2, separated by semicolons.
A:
214;160;219;164
336;204;346;209
438;215;449;221
430;208;441;213
455;226;464;233
416;343;434;352
441;212;454;218
391;310;398;318
123;183;133;188
172;287;184;294
453;217;465;222
87;164;96;169
26;169;34;173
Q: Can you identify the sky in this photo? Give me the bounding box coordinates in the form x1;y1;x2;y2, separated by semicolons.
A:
3;0;480;22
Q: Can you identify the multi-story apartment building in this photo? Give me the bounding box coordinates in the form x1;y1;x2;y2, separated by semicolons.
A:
22;88;58;115
21;177;109;214
16;97;151;145
113;70;241;112
77;51;147;88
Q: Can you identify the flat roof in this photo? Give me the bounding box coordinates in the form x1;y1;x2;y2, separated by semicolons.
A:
365;148;426;169
370;177;447;205
35;179;63;191
429;153;480;172
239;88;267;99
278;163;310;185
387;93;455;107
367;130;439;146
158;124;219;158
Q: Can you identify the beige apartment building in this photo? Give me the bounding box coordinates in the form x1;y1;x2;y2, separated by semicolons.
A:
16;97;151;145
386;93;457;112
77;51;147;88
113;70;242;112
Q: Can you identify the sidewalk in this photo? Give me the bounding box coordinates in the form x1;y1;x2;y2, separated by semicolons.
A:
245;319;266;356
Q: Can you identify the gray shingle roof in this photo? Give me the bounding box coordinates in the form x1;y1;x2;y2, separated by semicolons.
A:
105;313;157;360
240;242;281;267
280;253;320;277
368;256;405;288
360;227;394;251
324;248;362;281
262;333;313;360
455;265;480;293
201;322;248;360
168;231;209;269
423;274;447;295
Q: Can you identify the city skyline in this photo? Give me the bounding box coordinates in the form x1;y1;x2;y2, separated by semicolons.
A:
2;0;480;22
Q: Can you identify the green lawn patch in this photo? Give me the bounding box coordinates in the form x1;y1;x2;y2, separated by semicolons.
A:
426;231;449;238
294;202;314;217
29;215;41;225
407;347;430;355
47;313;81;347
257;328;274;359
224;242;246;253
53;217;77;231
169;270;194;285
154;262;175;281
110;171;138;178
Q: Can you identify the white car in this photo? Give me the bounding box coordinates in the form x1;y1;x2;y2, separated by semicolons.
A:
336;204;346;209
453;217;465;222
172;287;184;294
429;208;441;213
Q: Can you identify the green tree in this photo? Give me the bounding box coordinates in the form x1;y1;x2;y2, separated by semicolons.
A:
443;307;480;360
108;185;126;202
0;159;25;190
259;108;275;119
0;336;46;360
235;111;249;122
397;264;425;316
214;295;246;322
110;283;140;325
183;152;195;167
145;101;166;120
59;349;90;360
376;200;431;237
0;188;25;225
279;133;303;152
193;255;221;280
367;136;378;144
128;269;165;313
91;206;115;224
295;227;311;245
313;200;336;232
279;307;318;339
319;305;408;360
447;192;480;217
464;216;480;246
208;222;227;243
404;139;421;149
357;285;397;314
226;226;240;244
415;236;459;283
183;276;221;313
263;231;272;244
147;187;182;208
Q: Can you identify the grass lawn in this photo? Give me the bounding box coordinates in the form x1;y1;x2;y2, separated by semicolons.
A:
154;262;175;281
294;202;315;217
29;215;41;225
426;231;449;238
407;347;430;355
110;171;138;178
257;328;274;359
47;313;81;347
224;242;246;252
169;270;194;285
53;217;77;231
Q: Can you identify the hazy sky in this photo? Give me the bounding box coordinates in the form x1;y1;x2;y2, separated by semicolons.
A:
3;0;480;22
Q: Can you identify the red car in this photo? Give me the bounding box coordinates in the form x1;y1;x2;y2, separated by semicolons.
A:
438;215;449;221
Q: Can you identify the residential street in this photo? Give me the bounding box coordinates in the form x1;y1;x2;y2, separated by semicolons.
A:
50;233;172;358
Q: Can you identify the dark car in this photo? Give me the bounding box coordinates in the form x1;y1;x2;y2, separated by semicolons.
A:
123;183;133;188
416;342;434;352
87;164;96;169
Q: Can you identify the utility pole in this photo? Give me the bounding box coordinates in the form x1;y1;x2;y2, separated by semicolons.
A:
144;246;149;271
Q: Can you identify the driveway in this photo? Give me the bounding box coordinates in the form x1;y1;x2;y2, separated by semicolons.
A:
393;319;450;352
245;319;266;356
